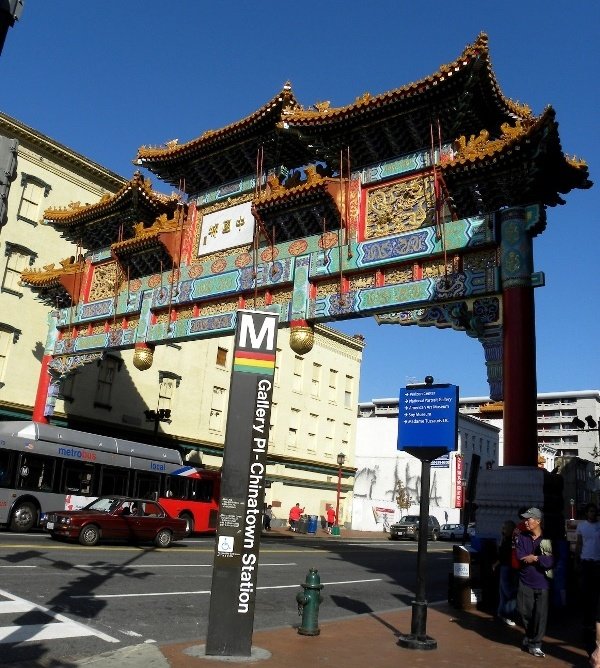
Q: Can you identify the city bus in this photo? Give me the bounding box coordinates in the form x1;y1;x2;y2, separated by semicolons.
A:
0;421;219;535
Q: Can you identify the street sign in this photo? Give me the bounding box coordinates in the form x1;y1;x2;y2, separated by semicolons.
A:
398;383;458;461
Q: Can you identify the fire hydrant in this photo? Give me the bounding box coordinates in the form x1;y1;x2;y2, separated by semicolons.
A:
296;568;324;636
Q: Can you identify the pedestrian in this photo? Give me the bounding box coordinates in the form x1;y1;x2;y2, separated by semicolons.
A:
515;507;554;658
576;503;600;640
326;506;336;533
495;519;518;626
288;502;304;532
263;504;273;531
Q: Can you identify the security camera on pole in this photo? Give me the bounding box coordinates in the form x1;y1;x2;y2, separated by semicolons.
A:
397;376;459;651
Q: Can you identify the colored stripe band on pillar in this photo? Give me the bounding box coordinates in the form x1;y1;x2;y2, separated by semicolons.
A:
233;350;275;375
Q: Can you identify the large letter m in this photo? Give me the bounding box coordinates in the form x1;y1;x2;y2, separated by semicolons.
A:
238;312;276;353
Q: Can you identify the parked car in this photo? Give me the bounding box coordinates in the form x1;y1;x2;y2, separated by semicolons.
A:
41;496;187;547
389;514;440;541
439;523;465;540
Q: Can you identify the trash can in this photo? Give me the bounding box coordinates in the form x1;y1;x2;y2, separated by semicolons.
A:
450;544;480;610
307;515;318;534
296;516;308;534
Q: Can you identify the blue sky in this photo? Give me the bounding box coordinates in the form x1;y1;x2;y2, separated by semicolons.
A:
1;2;598;402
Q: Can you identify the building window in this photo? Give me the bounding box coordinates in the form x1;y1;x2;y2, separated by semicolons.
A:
0;325;20;385
325;418;335;456
293;355;303;393
269;403;277;444
17;173;51;225
274;348;281;385
209;386;226;432
216;346;228;367
94;356;122;409
328;369;338;403
311;363;321;398
2;242;37;297
287;408;300;451
157;371;181;413
344;375;353;408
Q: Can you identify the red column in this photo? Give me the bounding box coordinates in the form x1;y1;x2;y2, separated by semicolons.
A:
32;354;52;423
503;286;538;466
500;208;538;467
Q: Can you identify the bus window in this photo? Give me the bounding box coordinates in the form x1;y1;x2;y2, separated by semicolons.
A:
61;461;95;495
99;466;130;496
18;453;56;492
164;474;188;500
190;478;214;502
0;450;14;487
134;472;161;500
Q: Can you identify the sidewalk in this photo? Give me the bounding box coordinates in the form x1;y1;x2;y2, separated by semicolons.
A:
76;528;590;667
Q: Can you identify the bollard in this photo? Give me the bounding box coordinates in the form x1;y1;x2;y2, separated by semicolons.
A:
296;568;324;636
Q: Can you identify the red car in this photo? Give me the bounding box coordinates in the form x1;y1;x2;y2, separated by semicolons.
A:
42;496;187;548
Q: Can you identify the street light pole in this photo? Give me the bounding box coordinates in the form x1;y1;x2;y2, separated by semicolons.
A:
335;452;346;532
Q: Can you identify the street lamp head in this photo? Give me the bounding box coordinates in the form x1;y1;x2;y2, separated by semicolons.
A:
571;416;587;430
585;415;598;429
337;452;346;466
144;409;155;421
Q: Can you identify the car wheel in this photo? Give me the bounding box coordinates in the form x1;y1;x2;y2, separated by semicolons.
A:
450;533;455;541
9;501;37;532
155;528;173;548
413;531;419;541
388;535;398;541
431;530;439;542
79;524;100;546
180;513;193;538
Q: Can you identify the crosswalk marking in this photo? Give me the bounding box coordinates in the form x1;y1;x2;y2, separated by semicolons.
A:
0;588;119;645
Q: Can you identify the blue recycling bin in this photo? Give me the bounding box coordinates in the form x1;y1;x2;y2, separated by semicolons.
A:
307;515;318;534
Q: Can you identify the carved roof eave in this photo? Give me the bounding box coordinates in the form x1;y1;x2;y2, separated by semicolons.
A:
21;257;85;287
279;33;532;131
135;85;302;166
253;172;343;214
43;172;180;228
21;257;85;305
442;107;592;199
110;214;184;262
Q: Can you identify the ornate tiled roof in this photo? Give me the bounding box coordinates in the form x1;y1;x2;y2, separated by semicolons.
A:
134;35;542;195
44;171;178;227
20;255;86;308
282;33;531;127
42;172;181;250
136;84;301;163
441;107;592;222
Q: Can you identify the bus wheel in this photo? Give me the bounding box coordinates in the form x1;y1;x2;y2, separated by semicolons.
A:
155;529;173;548
79;524;100;546
9;502;37;532
180;513;194;537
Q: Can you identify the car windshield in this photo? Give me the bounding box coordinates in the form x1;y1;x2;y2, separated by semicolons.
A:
401;516;419;522
84;497;121;513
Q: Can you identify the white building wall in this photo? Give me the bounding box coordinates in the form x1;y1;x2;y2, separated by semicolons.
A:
352;411;500;532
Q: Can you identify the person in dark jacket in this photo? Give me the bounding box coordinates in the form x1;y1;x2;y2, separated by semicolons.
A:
496;520;518;626
515;507;554;658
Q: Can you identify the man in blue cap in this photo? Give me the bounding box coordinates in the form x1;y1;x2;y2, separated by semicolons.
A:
515;507;554;658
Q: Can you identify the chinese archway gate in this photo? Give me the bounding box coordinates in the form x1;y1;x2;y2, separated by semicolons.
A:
23;34;590;470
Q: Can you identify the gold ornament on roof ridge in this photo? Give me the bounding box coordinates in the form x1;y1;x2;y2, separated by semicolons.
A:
453;120;531;161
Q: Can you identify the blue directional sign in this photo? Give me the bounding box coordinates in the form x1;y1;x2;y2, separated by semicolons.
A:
398;384;459;461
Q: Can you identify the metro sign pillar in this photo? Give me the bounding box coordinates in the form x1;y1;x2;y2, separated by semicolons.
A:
206;310;278;657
